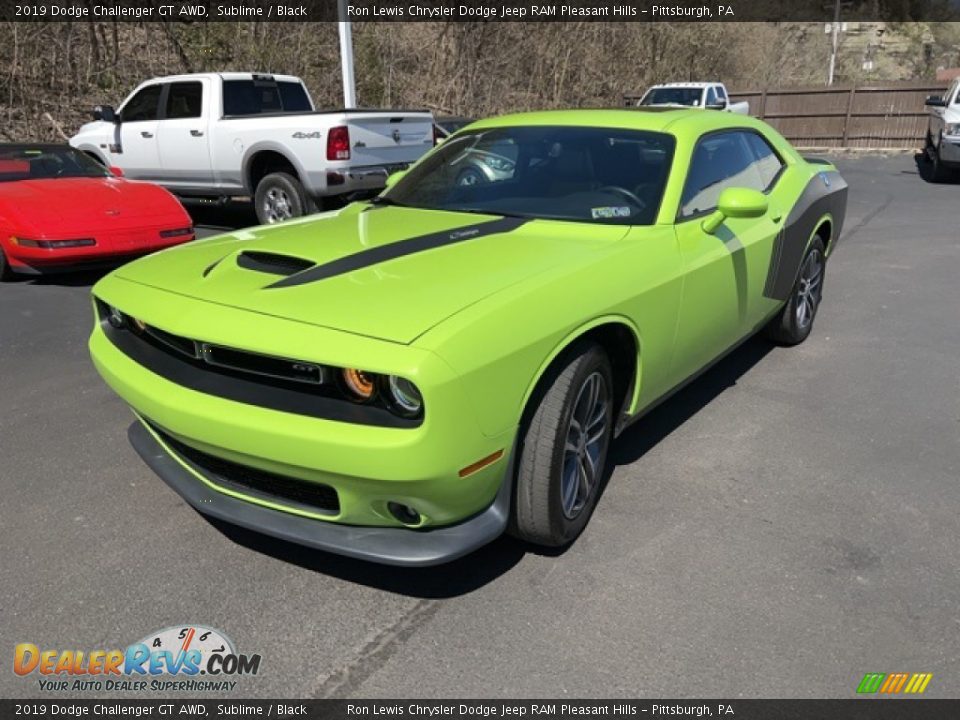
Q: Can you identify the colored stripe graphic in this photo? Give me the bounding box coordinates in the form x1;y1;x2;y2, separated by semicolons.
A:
857;673;885;694
904;673;933;694
857;672;932;694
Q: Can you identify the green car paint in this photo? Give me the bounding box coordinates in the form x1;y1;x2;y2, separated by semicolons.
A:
89;108;847;565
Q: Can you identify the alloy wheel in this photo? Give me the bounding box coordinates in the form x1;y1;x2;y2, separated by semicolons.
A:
795;248;823;329
561;371;610;520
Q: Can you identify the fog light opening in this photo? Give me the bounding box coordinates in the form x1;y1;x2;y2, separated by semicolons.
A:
387;502;421;526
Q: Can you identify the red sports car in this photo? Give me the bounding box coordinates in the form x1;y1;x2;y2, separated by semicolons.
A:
0;144;194;280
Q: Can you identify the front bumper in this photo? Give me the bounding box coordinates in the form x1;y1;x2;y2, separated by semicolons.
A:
130;419;512;566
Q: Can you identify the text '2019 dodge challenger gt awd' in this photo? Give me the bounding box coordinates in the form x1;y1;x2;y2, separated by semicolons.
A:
89;109;847;566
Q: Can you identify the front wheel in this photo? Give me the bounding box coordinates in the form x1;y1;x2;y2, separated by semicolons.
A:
511;344;614;547
254;172;313;224
929;141;955;183
763;237;826;345
0;245;13;281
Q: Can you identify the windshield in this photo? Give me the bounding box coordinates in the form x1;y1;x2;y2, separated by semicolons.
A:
0;146;109;182
641;88;704;107
383;126;675;226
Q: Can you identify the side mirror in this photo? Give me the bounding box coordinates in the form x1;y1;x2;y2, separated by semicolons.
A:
384;169;407;189
93;105;118;123
108;166;124;177
925;95;946;107
702;188;768;234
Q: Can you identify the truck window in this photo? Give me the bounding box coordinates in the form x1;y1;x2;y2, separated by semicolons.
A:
716;86;727;101
122;85;162;122
705;87;718;106
222;80;312;116
165;82;203;119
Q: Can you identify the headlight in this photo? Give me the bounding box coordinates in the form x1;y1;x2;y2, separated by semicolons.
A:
107;305;125;329
945;123;960;137
386;375;423;416
342;368;377;401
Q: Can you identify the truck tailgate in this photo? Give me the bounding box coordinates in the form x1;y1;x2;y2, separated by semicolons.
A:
346;112;434;165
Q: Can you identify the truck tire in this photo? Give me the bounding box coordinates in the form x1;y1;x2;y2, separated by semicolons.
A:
926;134;954;183
254;172;313;224
510;344;614;547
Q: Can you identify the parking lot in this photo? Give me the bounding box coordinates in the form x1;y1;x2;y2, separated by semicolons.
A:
1;154;958;698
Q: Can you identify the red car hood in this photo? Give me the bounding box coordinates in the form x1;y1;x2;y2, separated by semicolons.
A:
0;177;188;236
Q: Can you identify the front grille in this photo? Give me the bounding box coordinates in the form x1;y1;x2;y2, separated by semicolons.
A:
156;425;340;515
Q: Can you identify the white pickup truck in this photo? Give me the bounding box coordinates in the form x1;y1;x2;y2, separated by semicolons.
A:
923;77;960;182
70;72;434;224
637;82;749;114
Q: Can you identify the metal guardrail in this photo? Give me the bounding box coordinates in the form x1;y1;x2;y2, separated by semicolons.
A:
624;82;945;148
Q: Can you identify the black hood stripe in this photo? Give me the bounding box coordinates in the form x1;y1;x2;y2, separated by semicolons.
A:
266;216;530;289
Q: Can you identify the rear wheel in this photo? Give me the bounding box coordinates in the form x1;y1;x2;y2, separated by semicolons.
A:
511;344;614;547
254;172;313;224
763;237;826;345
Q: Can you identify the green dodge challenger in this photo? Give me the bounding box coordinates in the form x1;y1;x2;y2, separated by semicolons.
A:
89;109;847;565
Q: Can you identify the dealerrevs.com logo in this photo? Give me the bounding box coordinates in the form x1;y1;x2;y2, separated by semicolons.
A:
14;625;261;693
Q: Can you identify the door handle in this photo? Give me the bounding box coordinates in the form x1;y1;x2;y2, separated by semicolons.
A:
190;129;204;137
140;131;153;138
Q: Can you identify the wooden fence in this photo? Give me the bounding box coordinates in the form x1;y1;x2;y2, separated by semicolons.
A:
624;82;945;149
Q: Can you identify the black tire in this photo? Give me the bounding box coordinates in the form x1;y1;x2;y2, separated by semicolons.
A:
929;143;954;183
0;245;13;281
763;236;826;346
511;344;614;547
254;172;313;224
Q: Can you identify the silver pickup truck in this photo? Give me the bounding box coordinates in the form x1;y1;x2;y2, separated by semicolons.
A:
70;72;434;223
924;78;960;182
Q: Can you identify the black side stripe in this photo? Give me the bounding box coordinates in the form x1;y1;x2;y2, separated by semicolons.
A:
763;171;848;301
266;216;530;289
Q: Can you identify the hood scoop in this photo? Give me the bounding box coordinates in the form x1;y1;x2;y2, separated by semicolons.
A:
237;251;314;277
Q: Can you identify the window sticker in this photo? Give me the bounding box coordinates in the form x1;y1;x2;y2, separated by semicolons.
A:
591;206;632;220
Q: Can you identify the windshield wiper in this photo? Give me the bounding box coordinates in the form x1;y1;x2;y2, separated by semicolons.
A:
451;207;533;220
367;196;407;208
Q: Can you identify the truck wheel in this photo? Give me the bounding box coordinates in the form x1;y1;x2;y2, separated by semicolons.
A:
763;237;826;346
511;344;613;547
254;172;312;224
929;142;954;183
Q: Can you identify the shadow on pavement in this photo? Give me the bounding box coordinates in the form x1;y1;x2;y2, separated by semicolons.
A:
205;336;775;597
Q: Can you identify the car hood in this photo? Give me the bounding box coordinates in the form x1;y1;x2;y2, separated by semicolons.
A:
0;177;185;234
114;204;627;344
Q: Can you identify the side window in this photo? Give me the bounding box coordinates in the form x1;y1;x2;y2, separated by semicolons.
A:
743;132;785;188
951;81;960;105
705;87;718;106
121;85;162;123
165;82;203;120
679;131;767;219
716;86;728;102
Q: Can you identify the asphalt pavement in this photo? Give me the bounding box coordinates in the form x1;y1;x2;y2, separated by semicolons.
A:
1;155;958;699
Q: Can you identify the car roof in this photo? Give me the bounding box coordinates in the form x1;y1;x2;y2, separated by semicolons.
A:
140;72;303;84
467;108;764;137
648;82;719;89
